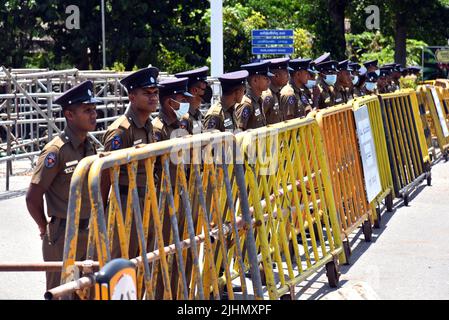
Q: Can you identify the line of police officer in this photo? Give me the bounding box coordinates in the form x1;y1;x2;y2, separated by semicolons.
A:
26;53;422;292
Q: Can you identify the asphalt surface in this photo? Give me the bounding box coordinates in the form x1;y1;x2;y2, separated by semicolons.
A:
0;158;448;300
0;159;45;299
297;157;449;300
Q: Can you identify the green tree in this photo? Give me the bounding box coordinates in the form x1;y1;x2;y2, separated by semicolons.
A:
0;0;46;67
346;31;427;65
348;0;449;66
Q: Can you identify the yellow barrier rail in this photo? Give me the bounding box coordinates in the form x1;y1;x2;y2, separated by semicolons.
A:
236;117;345;300
416;85;449;161
313;103;373;260
352;96;395;228
440;86;449;124
58;132;264;300
416;86;436;159
379;90;432;205
433;79;449;89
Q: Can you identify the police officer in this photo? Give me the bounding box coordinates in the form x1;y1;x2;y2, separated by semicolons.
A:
377;67;392;94
407;66;422;83
261;58;292;124
315;59;339;108
101;67;161;259
383;63;402;91
363;60;380;77
175;66;210;134
151;77;194;298
335;59;354;104
103;67;159;151
26;80;99;291
365;72;379;94
152;77;193;141
351;64;368;98
203;70;248;131
234;61;272;130
280;58;318;118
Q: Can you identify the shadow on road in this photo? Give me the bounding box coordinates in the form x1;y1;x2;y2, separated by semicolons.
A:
0;189;28;201
294;181;429;300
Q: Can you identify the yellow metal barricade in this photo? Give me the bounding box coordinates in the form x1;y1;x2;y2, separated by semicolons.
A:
416;85;449;161
313;104;373;260
60;154;99;297
236;117;345;300
352;96;395;228
416;86;436;159
379;90;432;206
57;132;263;300
440;86;449;123
433;79;449;89
422;80;436;86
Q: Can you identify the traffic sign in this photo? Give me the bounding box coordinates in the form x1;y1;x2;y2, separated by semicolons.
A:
252;38;294;46
252;47;294;55
251;29;294;56
252;29;294;37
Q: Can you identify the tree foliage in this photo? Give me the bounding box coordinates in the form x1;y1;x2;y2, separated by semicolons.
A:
346;31;427;65
0;0;448;71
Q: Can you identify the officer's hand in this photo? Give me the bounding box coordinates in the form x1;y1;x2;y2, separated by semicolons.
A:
305;107;312;115
39;223;47;240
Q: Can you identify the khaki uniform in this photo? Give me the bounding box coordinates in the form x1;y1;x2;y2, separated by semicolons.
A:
152;110;191;142
186;106;203;134
31;125;96;290
102;106;156;259
389;81;400;92
262;85;285;124
203;100;237;131
378;85;391;94
317;79;336;109
102;106;154;187
280;82;314;118
334;86;353;105
234;89;266;130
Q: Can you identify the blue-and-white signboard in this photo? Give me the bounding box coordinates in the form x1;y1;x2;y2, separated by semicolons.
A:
251;29;294;56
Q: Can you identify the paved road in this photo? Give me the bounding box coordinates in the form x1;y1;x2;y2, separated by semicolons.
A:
0;160;45;299
298;157;449;300
0;159;448;300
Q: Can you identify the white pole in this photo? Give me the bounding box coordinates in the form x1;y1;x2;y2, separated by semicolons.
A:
101;0;106;69
210;0;223;77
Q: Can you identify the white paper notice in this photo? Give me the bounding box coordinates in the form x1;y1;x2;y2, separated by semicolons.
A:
354;105;382;202
430;87;449;138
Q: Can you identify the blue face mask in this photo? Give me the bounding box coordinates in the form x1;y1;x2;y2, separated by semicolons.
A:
352;76;359;86
172;101;190;120
305;80;316;89
324;74;337;86
375;70;380;76
365;82;377;92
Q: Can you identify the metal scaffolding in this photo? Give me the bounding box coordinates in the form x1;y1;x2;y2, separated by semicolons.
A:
0;66;220;191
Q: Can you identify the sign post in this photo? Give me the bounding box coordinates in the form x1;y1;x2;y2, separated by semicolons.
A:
211;0;224;77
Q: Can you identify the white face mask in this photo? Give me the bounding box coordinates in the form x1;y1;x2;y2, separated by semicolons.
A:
172;101;190;120
324;74;337;86
365;82;377;92
305;80;316;89
352;76;359;86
